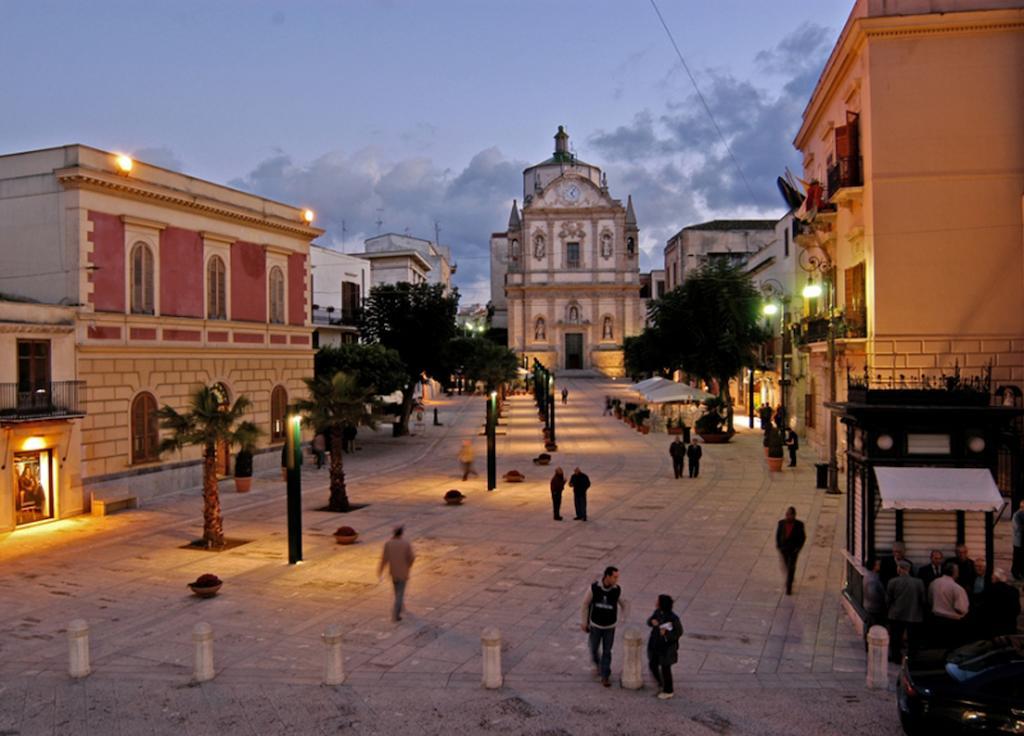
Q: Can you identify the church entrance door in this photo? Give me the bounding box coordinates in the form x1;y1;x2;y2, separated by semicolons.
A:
565;333;584;370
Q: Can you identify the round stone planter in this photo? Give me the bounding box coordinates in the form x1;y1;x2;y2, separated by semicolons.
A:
188;583;223;598
334;534;359;545
444;496;465;505
697;432;733;444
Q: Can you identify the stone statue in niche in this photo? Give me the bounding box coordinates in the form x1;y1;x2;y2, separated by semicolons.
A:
533;233;546;259
626;236;635;256
534;317;546;340
603;316;613;339
568;305;579;324
600;231;613;259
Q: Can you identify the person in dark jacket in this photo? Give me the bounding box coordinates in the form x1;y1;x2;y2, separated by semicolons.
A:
785;428;799;467
550;467;566;521
946;544;977;593
887;560;926;663
775;506;806;595
569;467;591;521
981;568;1021;636
758;404;773;431
686;441;702;478
917;550;945;589
647;594;683;700
669;438;686;479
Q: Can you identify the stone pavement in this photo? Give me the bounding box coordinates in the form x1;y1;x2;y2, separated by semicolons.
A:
0;379;906;735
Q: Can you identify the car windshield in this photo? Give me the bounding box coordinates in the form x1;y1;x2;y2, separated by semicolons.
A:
945;637;1024;683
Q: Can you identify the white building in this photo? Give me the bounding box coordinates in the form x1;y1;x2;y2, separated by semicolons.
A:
663;219;776;291
356;233;455;292
309;244;370;347
492;126;644;376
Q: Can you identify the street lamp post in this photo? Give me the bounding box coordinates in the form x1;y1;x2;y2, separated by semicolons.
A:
760;278;788;422
285;412;303;564
547;374;556;445
486;391;497;491
800;248;841;494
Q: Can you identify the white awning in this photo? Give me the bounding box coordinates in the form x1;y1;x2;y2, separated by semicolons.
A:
874;467;1004;512
643;383;714;403
629;377;669;393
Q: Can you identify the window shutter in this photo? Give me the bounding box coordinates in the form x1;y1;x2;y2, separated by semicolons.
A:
217;260;226;318
834;124;852;158
144;247;154;313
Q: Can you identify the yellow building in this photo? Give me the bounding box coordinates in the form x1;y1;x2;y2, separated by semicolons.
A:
0;146;322;530
793;0;1024;463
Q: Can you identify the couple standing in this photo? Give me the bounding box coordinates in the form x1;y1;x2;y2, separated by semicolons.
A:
549;467;591;521
580;566;683;698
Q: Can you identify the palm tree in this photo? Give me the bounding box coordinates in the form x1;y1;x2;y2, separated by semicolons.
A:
158;386;260;548
294;371;378;512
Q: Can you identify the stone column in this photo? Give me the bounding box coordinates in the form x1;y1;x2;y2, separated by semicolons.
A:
67;619;90;679
481;627;502;689
621;628;643;689
866;625;889;690
193;622;214;682
322;625;345;685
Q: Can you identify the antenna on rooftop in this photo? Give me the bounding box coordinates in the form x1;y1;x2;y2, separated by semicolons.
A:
341;219;347;253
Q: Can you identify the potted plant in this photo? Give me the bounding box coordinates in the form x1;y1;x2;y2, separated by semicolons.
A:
188;573;223;598
334;526;359;545
695;397;733;443
503;470;526;483
766;428;785;472
667;417;683;436
444;489;465;505
233;424;262;493
533;453;552;466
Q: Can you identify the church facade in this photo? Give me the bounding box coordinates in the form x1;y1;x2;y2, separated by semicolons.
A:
490;127;643;376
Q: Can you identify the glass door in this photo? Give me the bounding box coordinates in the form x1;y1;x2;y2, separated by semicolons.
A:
14;450;53;526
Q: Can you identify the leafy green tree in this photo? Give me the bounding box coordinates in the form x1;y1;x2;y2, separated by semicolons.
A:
359;282;459;434
445;336;518;392
294;372;379;512
158;386;260;548
650;261;767;432
314;343;407;394
623;327;674;380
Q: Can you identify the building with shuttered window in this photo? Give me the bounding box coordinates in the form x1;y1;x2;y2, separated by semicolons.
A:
0;145;321;529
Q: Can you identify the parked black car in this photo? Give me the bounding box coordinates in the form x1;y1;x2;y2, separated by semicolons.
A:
898;636;1024;734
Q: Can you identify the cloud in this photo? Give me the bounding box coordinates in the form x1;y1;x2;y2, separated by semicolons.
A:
589;23;833;217
230;146;527;305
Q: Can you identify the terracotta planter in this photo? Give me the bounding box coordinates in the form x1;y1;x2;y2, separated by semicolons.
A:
234;476;252;493
444;496;465;505
697;432;733;444
641;426;650;435
334;533;359;545
763;447;770;457
767;456;784;473
533;457;551;465
503;471;525;483
188;583;222;598
667;427;683;435
544;442;558;452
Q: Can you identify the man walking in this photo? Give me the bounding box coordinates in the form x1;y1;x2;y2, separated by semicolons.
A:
1012;500;1024;581
570;467;591;521
686;441;702;478
561;387;569;405
581;566;629;687
669;437;686;479
378;526;416;622
775;506;806;595
785;427;799;467
886;560;925;663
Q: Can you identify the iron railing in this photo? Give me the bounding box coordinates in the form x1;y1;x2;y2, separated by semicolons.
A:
311;307;360;327
827;155;863;196
847;364;993;406
0;381;86;421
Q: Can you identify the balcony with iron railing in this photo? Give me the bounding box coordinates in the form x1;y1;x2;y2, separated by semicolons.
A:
0;381;86;422
311;306;360;328
827;155;863;198
795;309;867;347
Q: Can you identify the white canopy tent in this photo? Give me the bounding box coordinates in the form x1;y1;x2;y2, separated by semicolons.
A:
874;467;1004;512
643;383;714;404
629;377;670;394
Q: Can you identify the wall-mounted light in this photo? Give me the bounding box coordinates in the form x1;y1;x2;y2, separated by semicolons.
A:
762;303;779;316
22;435;47;451
115;154;134;174
302;209;315;224
802;282;823;299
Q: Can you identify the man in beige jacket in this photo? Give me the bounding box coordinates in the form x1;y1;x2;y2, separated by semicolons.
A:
379;526;416;621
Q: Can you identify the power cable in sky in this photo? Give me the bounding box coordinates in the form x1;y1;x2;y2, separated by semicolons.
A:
648;0;760;205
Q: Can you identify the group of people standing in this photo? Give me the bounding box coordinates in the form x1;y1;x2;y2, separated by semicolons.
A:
668;436;702;479
862;541;1022;663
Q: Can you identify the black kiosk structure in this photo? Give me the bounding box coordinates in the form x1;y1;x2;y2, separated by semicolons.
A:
828;366;1022;627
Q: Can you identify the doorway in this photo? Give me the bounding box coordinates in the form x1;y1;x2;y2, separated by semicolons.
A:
565;333;584;370
14;449;53;526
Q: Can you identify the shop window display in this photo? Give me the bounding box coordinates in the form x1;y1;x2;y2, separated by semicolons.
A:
14;450;52;526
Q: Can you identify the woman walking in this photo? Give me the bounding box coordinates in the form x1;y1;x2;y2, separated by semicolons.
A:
550;467;566;520
647;594;683;700
458;440;477;481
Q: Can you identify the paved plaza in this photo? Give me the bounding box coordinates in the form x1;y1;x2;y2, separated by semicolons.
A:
0;379;912;735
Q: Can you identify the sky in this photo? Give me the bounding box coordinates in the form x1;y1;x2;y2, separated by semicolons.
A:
1;1;853;305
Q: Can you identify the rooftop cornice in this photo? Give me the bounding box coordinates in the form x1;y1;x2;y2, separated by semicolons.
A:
56;166;324;241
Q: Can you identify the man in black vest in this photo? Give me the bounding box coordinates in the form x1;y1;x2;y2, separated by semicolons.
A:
686;441;702;478
580;566;629;687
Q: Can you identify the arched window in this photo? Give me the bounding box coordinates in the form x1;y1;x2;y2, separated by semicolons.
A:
271;385;288;442
207;256;227;320
509;239;520;262
269;266;285;324
131;392;159;463
130;242;155;315
534;317;546;341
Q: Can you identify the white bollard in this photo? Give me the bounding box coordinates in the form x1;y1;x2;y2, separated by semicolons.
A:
322;625;345;685
866;624;890;690
193;622;214;682
621;628;644;689
67;619;90;679
481;627;503;689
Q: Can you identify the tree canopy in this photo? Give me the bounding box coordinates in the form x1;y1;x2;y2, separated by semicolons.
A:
444;336;519;392
314;343;406;395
